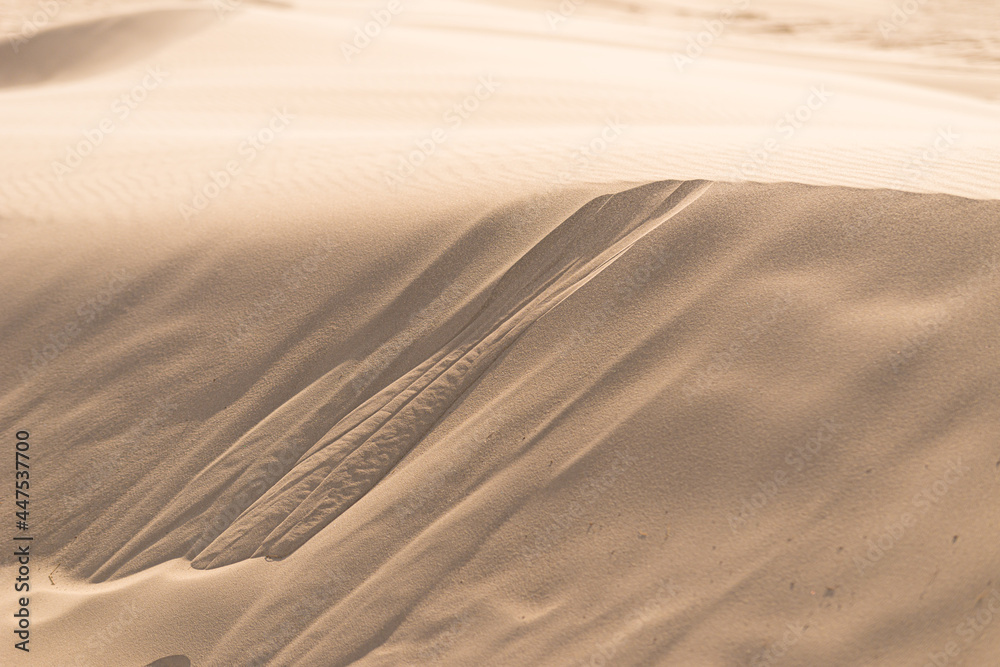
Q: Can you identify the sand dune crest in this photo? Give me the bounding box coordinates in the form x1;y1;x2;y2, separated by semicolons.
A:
0;8;218;88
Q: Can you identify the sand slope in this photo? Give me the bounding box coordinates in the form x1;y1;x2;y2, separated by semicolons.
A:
4;178;1000;665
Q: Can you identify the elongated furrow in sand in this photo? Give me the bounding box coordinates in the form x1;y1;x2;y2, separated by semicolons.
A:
187;180;710;567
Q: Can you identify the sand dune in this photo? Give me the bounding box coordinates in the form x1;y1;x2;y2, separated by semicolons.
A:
2;1;999;665
0;8;217;88
6;178;1000;665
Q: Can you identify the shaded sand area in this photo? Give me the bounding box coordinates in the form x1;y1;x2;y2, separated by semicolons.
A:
1;1;998;665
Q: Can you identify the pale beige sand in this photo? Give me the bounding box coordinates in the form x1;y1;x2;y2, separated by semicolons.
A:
1;1;999;666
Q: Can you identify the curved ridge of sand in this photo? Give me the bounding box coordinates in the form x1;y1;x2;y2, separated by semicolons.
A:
0;7;219;89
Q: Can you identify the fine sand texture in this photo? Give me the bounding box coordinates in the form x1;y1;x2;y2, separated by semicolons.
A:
1;1;999;666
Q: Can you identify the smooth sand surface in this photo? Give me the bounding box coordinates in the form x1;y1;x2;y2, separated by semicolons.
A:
1;1;998;665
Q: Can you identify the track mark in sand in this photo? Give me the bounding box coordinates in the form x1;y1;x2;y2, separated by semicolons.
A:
191;179;712;568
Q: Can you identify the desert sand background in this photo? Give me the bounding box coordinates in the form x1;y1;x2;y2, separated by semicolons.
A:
1;0;999;665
